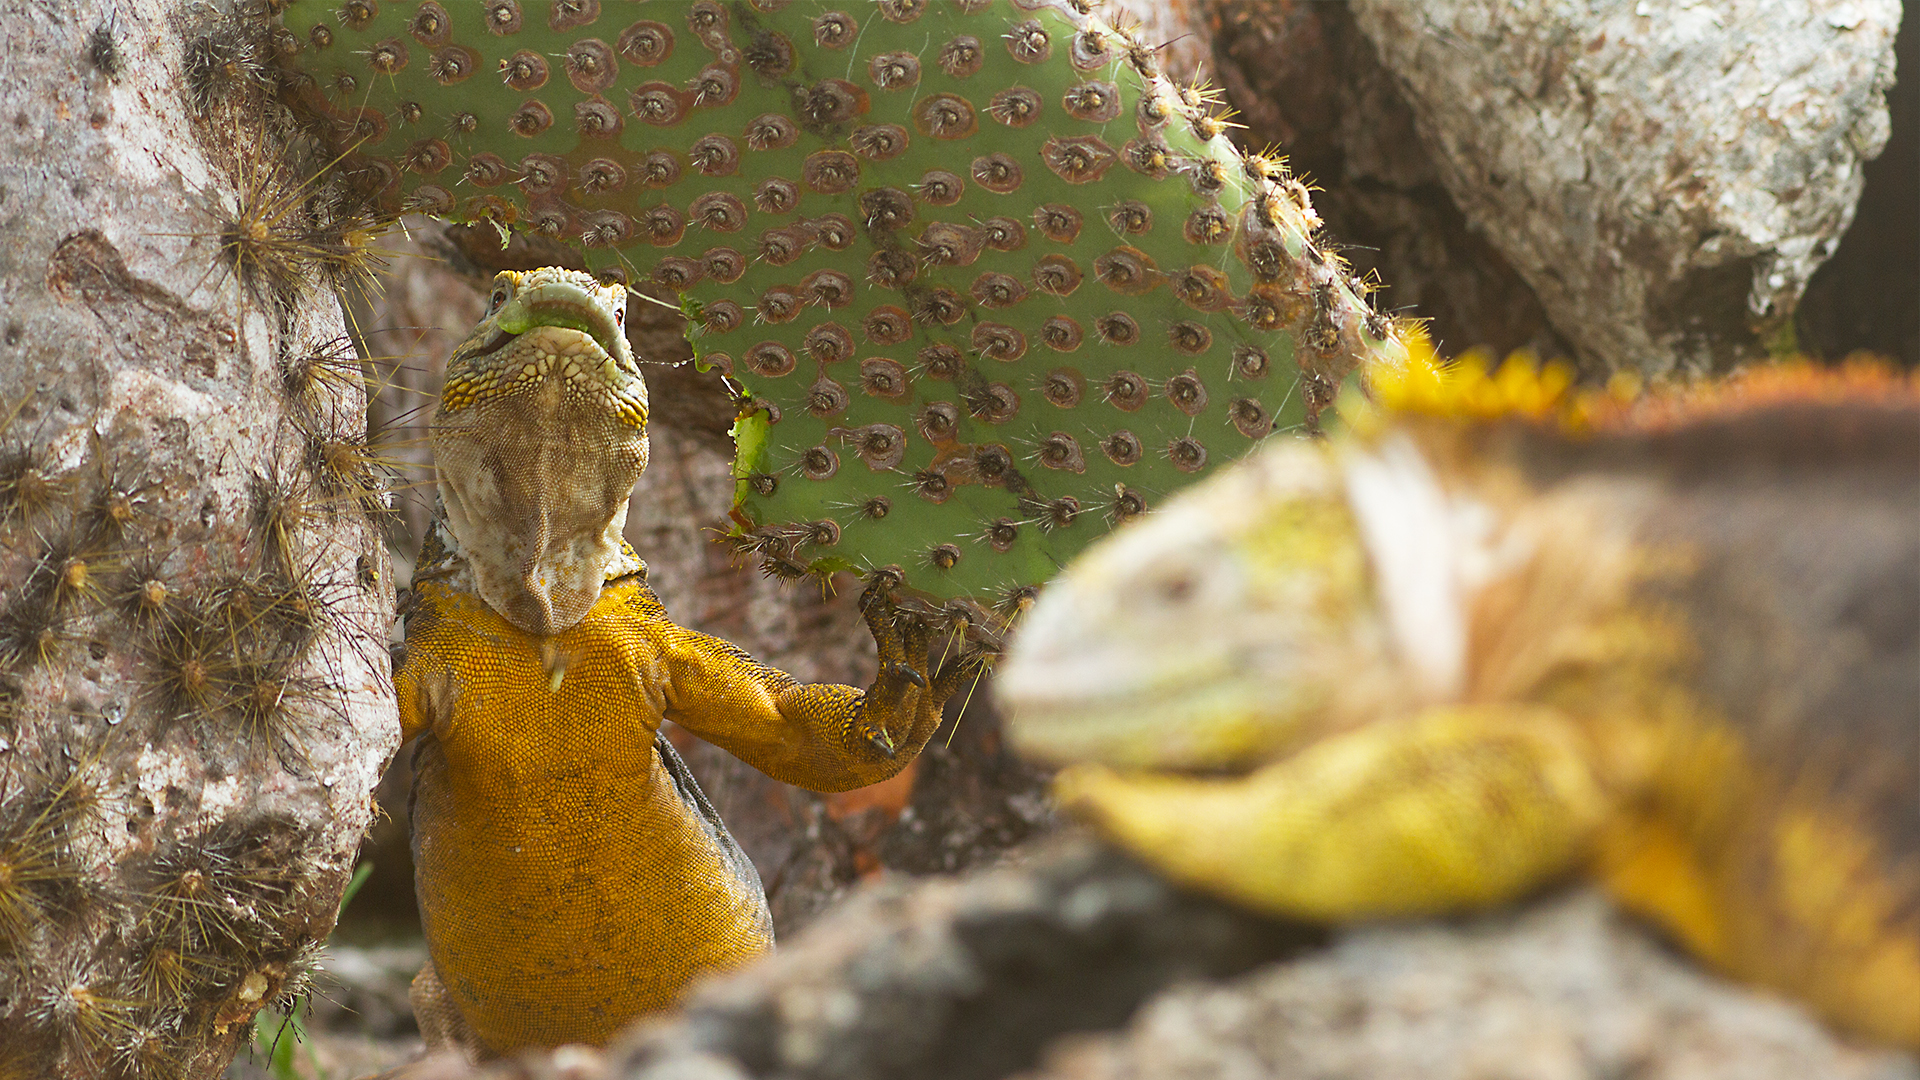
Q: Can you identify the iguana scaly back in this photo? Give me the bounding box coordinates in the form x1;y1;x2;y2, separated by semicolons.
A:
999;362;1920;1048
397;268;973;1058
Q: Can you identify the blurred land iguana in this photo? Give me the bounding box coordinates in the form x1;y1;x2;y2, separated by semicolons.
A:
1000;360;1920;1048
394;268;972;1059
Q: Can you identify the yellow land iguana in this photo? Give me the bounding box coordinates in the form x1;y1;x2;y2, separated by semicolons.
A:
999;361;1920;1048
394;268;971;1059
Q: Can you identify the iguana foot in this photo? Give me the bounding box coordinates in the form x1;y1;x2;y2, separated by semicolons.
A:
855;576;950;756
409;957;490;1064
931;641;995;705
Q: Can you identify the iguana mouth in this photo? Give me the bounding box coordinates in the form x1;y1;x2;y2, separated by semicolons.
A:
509;290;631;374
438;269;649;434
464;328;517;360
453;286;634;376
461;318;619;376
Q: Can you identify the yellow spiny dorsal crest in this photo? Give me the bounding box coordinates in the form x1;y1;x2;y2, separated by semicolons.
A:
1353;332;1914;437
1342;327;1581;436
1374;332;1577;420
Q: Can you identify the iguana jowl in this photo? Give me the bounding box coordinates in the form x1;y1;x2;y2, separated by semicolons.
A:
396;268;969;1058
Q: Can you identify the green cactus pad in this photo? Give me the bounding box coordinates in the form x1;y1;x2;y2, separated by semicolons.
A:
276;0;1410;631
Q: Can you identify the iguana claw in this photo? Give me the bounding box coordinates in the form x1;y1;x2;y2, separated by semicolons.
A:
857;566;903;614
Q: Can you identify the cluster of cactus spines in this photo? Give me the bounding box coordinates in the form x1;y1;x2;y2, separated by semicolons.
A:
269;0;1411;639
0;12;411;1073
0;404;365;1073
177;5;403;328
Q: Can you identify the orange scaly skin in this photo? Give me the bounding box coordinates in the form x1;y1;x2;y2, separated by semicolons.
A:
397;541;947;1053
397;269;967;1057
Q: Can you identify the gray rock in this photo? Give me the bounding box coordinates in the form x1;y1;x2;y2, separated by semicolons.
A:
1025;889;1919;1080
1350;0;1900;376
308;942;429;1038
606;835;1318;1080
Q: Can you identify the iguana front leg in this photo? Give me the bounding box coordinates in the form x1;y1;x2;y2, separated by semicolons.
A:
638;576;975;792
1055;704;1611;919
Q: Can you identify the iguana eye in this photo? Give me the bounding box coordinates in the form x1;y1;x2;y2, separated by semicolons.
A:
489;286;508;312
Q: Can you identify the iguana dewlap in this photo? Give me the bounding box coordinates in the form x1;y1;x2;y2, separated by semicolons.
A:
396;269;962;1057
998;366;1920;1048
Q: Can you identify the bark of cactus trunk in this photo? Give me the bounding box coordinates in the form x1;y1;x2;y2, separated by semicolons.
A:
0;5;396;1077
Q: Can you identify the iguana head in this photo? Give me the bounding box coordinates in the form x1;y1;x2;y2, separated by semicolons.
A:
998;438;1403;772
434;268;649;636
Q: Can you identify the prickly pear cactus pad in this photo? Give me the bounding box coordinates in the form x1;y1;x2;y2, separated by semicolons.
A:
276;0;1409;627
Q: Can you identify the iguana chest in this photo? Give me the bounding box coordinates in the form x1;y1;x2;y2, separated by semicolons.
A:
406;582;773;1052
422;591;666;843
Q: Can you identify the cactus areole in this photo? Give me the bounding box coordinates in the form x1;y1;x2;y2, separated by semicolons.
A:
277;0;1409;633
